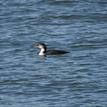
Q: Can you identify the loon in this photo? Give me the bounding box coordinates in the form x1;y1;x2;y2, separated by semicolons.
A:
35;42;69;56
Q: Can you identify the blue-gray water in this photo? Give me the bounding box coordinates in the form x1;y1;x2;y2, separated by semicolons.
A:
0;0;107;107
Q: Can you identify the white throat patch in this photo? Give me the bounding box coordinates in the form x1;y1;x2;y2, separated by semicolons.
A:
39;48;45;55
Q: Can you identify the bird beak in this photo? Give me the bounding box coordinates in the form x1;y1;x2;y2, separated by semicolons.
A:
32;44;38;48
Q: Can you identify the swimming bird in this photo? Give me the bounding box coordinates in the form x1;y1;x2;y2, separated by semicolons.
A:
35;42;69;56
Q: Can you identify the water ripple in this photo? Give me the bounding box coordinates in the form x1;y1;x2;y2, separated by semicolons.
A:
0;0;107;106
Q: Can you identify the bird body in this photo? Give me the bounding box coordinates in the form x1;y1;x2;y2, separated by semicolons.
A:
35;42;69;56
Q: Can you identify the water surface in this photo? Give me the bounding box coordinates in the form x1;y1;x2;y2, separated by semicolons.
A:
0;0;107;107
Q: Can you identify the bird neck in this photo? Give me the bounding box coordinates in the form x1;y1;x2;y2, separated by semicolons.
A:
39;48;46;55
